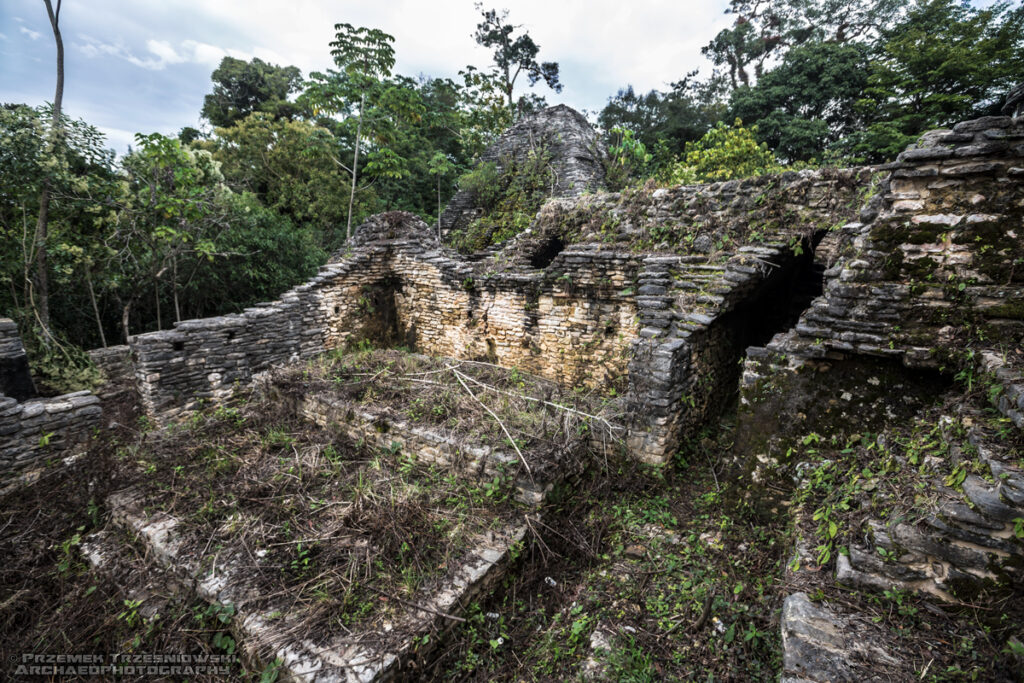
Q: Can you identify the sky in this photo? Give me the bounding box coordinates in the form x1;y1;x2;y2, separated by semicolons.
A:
0;0;733;154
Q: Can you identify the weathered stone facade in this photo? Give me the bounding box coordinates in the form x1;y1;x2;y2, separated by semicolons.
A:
87;344;134;386
128;168;872;463
0;319;102;484
732;105;1024;677
776;115;1024;368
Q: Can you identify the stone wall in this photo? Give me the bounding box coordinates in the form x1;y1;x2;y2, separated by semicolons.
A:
88;345;134;386
130;243;392;419
130;213;640;418
774;115;1024;368
736;108;1024;643
0;391;102;484
0;318;36;401
127;165;872;463
0;321;101;485
535;167;874;254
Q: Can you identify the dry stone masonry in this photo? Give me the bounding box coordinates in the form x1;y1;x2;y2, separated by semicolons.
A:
7;94;1021;680
0;317;36;401
735;101;1024;678
128;156;873;463
439;104;606;241
0;318;102;486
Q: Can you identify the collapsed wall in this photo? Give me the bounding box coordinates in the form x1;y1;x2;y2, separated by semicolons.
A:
743;111;1024;420
0;318;36;401
732;105;1024;679
131;212;641;419
530;169;874;458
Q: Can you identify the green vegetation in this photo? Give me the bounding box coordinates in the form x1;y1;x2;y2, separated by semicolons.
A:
200;57;305;128
5;0;1021;380
674;119;779;183
601;0;1024;172
0;14;543;367
472;4;563;118
448;147;554;252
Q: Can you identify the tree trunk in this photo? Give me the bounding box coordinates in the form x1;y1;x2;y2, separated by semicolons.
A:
86;268;107;348
34;0;63;341
154;276;162;331
346;92;365;241
504;64;514;119
437;176;442;241
121;300;132;342
172;254;181;323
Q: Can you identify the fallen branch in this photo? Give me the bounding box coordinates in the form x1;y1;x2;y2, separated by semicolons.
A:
448;365;532;477
665;593;712;635
450;367;623;438
365;585;467;623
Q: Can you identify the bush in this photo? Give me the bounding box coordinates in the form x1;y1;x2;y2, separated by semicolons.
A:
671;119;778;184
456;161;503;209
449;149;554;252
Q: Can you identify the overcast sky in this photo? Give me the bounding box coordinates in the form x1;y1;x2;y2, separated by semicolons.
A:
1;0;734;153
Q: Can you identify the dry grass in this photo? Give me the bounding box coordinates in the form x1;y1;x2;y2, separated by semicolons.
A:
274;348;625;477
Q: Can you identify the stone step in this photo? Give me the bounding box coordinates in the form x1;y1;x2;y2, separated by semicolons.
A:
107;487;527;683
978;350;1024;429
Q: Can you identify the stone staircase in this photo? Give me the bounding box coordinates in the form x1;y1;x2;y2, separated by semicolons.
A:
838;418;1024;603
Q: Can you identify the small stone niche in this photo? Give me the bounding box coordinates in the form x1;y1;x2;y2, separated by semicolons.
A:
529;235;565;269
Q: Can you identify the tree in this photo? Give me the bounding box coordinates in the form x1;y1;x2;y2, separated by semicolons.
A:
304;23;399;240
32;0;64;340
201;57;304;128
472;4;562;118
182;192;323;320
702;0;901;90
849;0;1024;161
598;76;725;161
113;133;229;335
1;104;117;350
178;126;203;144
604;126;652;189
427;152;455;238
457;66;513;156
210;113;355;251
675;119;778;183
730;41;870;161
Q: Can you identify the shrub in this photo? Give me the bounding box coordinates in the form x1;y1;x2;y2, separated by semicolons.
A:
672;119;778;183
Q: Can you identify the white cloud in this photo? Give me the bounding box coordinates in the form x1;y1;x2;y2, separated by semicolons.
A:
145;39;184;65
74;34;247;70
180;39;251;66
96;125;138;155
20;26;41;40
56;1;735;108
8;0;737;158
111;0;733;106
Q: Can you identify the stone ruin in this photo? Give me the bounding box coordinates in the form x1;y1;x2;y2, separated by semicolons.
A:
439;104;606;242
737;111;1024;680
3;98;1023;680
0;319;100;491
